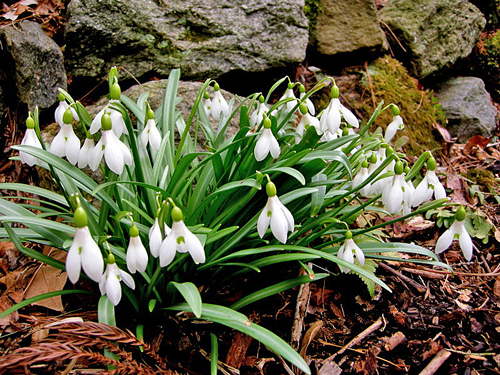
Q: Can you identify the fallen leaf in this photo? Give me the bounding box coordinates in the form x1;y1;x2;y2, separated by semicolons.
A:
464;135;491;155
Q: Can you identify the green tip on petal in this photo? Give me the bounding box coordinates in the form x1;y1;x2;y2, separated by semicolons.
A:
266;181;277;197
345;230;353;239
258;94;265;103
299;103;308;115
369;153;378;164
110;82;121;100
74;207;88;228
361;159;368;168
391;104;400;116
146;107;155;121
101;112;112;131
204;91;210;99
287;82;294;90
26;116;35;129
456;205;466;221
130;224;140;238
331;85;339;99
299;84;306;93
427;156;437;171
63;109;73;125
386;147;394;155
171;206;183;222
107;253;116;264
394;160;404;175
263;117;272;129
58;92;65;102
213;82;220;91
342;127;349;136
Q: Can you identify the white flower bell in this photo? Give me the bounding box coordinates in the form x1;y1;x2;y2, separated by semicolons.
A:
77;136;95;169
149;217;171;258
126;225;149;274
381;160;413;214
19;115;43;166
337;231;365;273
412;156;447;206
257;181;295;244
99;253;135;306
54;95;79;127
50;108;81;165
296;103;321;143
89;83;128;137
435;205;473;261
158;207;205;267
210;83;230;120
299;84;315;115
140;107;161;151
250;95;269;127
254;116;280;161
65;207;104;284
384;105;404;143
320;85;359;134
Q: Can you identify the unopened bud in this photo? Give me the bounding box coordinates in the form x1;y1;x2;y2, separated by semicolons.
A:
171;206;183;222
26;116;35;129
101;112;112;131
391;104;400;116
394;161;404;175
456;205;466;222
263;117;272;129
130;224;139;238
63;109;73;125
331;85;339;99
110;83;121;100
74;207;88;228
266;181;277;197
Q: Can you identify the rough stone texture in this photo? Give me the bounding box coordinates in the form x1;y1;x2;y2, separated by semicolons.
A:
379;0;486;78
435;77;499;142
0;20;67;110
64;0;309;81
312;0;385;55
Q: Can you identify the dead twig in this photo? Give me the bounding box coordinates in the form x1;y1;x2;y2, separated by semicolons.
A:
380;263;427;293
418;349;451;375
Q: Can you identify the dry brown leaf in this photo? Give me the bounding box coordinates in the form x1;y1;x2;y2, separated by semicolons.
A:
24;249;67;312
299;320;323;359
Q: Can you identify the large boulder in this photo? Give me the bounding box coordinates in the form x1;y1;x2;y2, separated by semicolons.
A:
64;0;309;81
311;0;385;55
435;77;499;142
0;20;67;111
379;0;486;78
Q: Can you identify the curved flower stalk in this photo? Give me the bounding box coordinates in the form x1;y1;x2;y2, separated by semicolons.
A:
210;82;230;120
412;156;446;207
435;205;473;261
320;85;359;134
19;115;43;166
126;225;149;274
254;116;280;161
66;207;104;284
149;217;171;258
100;253;135;306
89;83;128;137
258;181;295;244
296;103;321;143
384;104;404;143
89;112;132;175
50;108;81;165
337;231;365;273
159;206;205;267
250;95;269;128
381;161;413;215
140;106;161;151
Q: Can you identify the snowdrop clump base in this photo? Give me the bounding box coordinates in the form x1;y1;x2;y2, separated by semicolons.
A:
1;67;471;374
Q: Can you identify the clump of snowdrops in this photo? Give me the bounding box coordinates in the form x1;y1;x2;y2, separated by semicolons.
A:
1;67;471;374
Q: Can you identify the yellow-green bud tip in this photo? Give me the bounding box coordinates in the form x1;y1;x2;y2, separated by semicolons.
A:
263;117;272;129
299;103;308;115
63;109;73;125
258;95;265;103
26;116;35;129
427;156;437;171
287;82;294;90
266;181;277;197
456;205;466;221
394;161;404;175
213;82;220;91
171;206;183;222
391;104;400;116
345;230;352;239
146;108;155;121
110;83;121;100
74;207;88;228
107;253;116;264
361;159;368;168
299;84;305;93
331;86;340;99
101;112;112;131
58;92;65;101
130;225;139;238
369;153;377;164
204;91;210;99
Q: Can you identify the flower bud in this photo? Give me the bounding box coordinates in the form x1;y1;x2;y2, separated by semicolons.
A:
58;92;65;101
299;84;306;93
331;85;340;99
287;82;294;90
263;116;272;129
361;159;368;168
110;83;121;100
345;230;353;239
101;112;112;131
299;103;308;115
427;156;437;171
26;116;35;129
146;106;155;121
63;109;73;125
342;127;349;136
394;160;404;175
455;205;466;222
369;153;378;164
107;252;116;264
130;224;139;238
258;94;265;103
74;207;88;228
171;206;183;222
204;91;210;99
213;82;220;91
391;104;400;116
266;181;277;197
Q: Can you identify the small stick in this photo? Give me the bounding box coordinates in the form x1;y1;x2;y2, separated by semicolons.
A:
383;331;406;352
290;267;311;351
418;349;451;375
379;263;426;293
401;267;446;279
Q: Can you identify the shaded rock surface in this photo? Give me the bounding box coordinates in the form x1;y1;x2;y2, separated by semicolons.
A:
312;0;385;55
435;77;499;142
380;0;486;78
64;0;309;81
0;20;67;111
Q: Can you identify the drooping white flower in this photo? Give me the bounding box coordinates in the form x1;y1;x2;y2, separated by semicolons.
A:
412;157;446;207
54;100;79;127
210;83;230;120
89;105;128;137
65;207;104;284
254;117;280;161
385;115;404;143
89;112;132;175
299;86;315;115
296;103;321;143
435;206;473;261
320;85;359;134
99;255;135;306
148;217;171;258
50;109;81;165
202;91;211;115
126;225;149;274
257;181;294;244
250;97;269;127
140;118;161;151
381;161;413;214
19;116;43;166
158;207;205;267
279;82;299;114
77;137;95;169
337;232;365;273
352;159;372;197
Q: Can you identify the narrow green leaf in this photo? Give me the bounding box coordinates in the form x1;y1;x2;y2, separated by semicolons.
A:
210;333;218;375
98;295;116;326
170;281;203;318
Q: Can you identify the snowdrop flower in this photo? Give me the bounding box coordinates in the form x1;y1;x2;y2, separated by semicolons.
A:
140;107;161;151
126;225;149;274
19;115;43;166
54;95;79;127
320;85;359;134
148;217;171;258
250;95;269;127
299;84;315;115
254;116;280;161
279;82;299;114
435;205;473;261
99;253;135;306
50;108;81;165
384;105;404;143
77;135;95;169
158;207;205;267
352;159;372;197
381;161;413;214
89;112;132;175
337;231;365;273
296;103;321;143
210;83;230;120
66;207;104;284
412;156;447;206
89;83;128;137
258;181;294;244
202;91;211;115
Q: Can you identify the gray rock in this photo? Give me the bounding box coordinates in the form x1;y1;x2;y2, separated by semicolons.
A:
0;20;67;111
64;0;309;81
435;77;499;142
312;0;385;55
379;0;486;78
